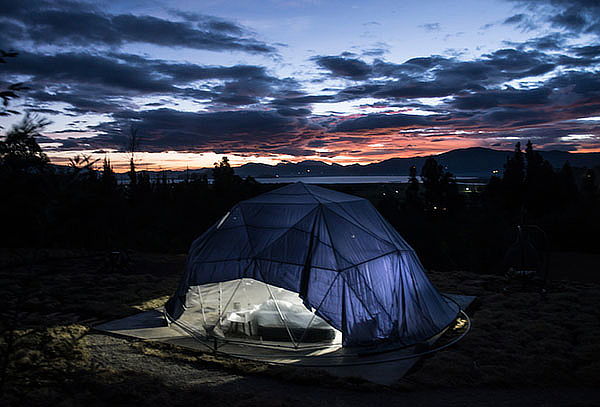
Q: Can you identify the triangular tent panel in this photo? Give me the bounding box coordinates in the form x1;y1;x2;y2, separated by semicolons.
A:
166;182;458;347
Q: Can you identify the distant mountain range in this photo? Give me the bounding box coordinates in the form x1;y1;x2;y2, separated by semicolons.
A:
234;147;600;178
105;147;600;181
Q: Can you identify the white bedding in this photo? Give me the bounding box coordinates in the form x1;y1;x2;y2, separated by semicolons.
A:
250;299;330;329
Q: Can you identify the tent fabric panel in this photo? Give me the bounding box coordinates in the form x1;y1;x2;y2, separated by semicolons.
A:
245;225;304;258
340;280;383;345
243;182;318;204
304;270;344;333
254;210;339;272
393;251;459;343
244;183;362;205
215;206;246;231
243;196;317;205
254;227;313;268
187;259;253;286
246;206;319;258
305;185;363;204
341;263;395;338
325;200;394;244
187;223;218;258
187;227;252;263
238;202;316;230
327;200;413;251
321;206;398;267
308;240;339;273
349;255;402;318
252;259;303;294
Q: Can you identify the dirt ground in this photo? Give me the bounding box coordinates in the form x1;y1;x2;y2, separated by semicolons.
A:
2;249;600;406
85;333;600;407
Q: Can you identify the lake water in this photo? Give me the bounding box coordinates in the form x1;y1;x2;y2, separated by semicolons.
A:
255;175;486;184
117;174;487;185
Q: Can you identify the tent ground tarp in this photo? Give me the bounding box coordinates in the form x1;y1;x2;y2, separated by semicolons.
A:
95;293;474;385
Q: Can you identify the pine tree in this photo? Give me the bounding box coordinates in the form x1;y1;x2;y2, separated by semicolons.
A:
102;156;116;187
501;142;525;215
420;158;460;214
523;140;558;214
557;162;578;207
127;127;139;187
421;157;443;210
212;157;242;197
582;168;598;206
405;165;421;209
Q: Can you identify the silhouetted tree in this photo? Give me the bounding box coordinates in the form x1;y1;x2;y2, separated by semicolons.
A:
582;168;598;206
68;154;99;177
421;158;443;208
101;157;117;187
126;126;139;187
0;113;50;171
405;165;421;210
212;157;240;194
213;157;235;179
441;170;462;213
484;172;502;202
0;50;28;120
557;162;578;207
211;157;262;210
501;141;525;215
523;140;557;214
135;170;153;195
525;140;541;180
420;157;460;214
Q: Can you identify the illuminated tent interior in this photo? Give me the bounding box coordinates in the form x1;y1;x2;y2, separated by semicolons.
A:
165;182;459;351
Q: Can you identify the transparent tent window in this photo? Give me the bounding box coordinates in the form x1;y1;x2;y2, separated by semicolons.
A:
180;278;342;349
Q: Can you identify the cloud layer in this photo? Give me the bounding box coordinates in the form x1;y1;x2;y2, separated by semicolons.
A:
1;0;276;54
2;0;600;164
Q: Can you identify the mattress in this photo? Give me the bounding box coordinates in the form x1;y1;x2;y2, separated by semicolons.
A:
250;300;335;342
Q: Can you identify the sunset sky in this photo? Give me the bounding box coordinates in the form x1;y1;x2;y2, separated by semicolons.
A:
2;0;600;171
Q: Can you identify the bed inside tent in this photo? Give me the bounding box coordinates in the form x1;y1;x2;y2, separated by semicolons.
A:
175;278;341;349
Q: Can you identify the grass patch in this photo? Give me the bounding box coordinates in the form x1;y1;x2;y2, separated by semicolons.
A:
408;270;600;388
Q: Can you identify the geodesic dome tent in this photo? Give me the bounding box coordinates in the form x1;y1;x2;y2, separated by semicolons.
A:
165;182;459;349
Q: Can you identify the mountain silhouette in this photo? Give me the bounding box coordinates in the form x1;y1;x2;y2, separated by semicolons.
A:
234;147;600;178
